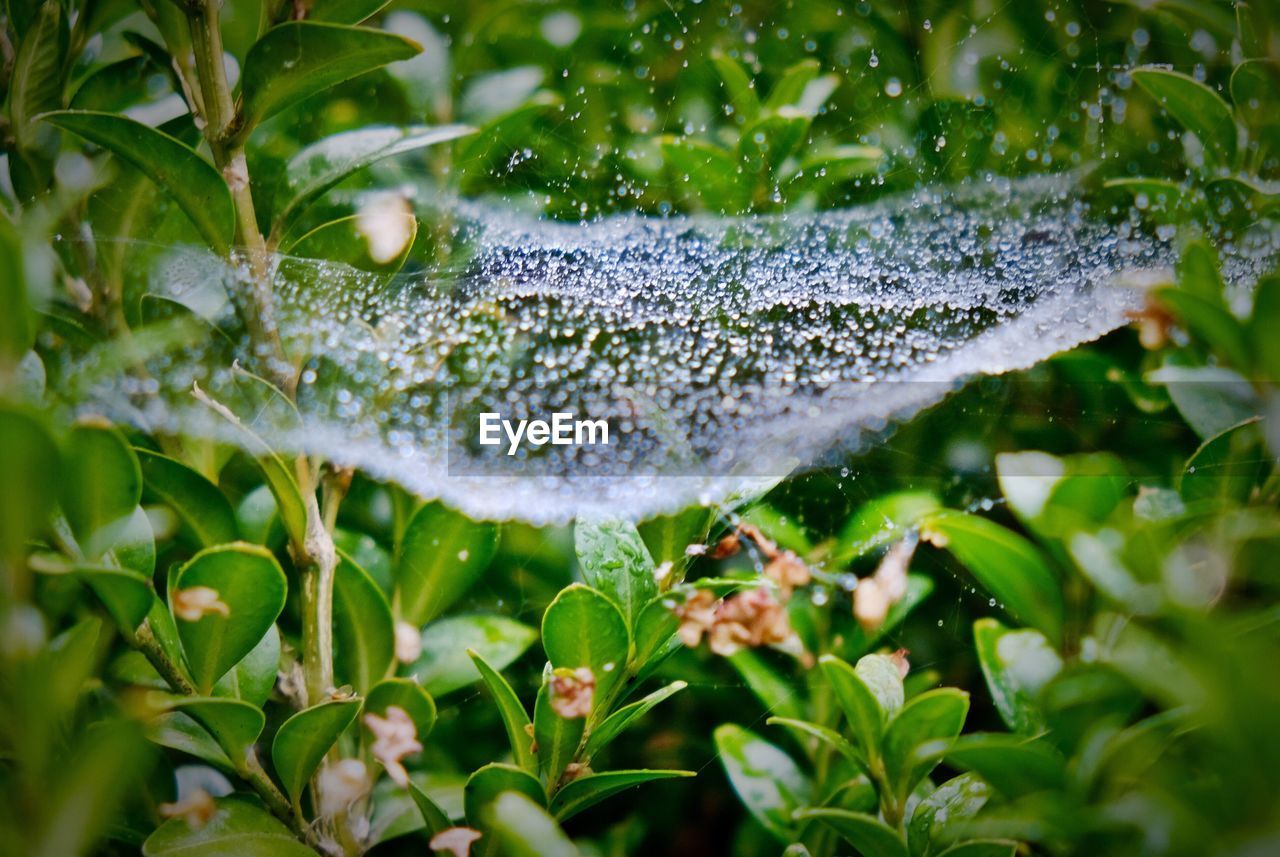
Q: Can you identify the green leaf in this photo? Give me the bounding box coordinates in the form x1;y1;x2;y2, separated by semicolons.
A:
485;791;577;857
60;423;142;556
9;1;64;153
637;506;715;566
136;448;239;548
108;505;156;576
1068;531;1162;614
793;808;907;857
240;22;421;132
469;649;537;773
213;624;280;707
166;697;265;767
465;763;545;827
142;796;313;857
542;584;630;704
659;136;752;214
396;502;497;626
1131;67;1238;170
41;111;235;253
1179;417;1265;504
147;711;233;770
172;543;288;694
272;698;362;806
408;780;453;835
1155;288;1250;371
834;491;941;564
1250;275;1280;380
908;774;991;857
738;112;811;177
1104;177;1202;221
286;212;417;275
333;551;394;693
76;565;153;632
574;519;659;632
1231;60;1280;140
550;769;694;821
534;676;586;787
765;716;865;770
364;677;436;740
633;592;681;665
765;58;821;110
583;680;686;762
844;575;934;660
713;723;812;843
973;619;1060;735
407;614;536;697
944;733;1067;797
924;512;1064;644
70;55;161;112
728;649;805;721
710;50;760;123
820;653;903;758
0;408;58;558
1236;3;1270;58
882;688;969;799
309;0;393;24
272;124;472;235
0;220;37;365
936;842;1018;857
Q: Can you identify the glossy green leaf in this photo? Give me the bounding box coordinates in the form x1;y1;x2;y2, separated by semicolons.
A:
713;723;812;843
633;592;681;665
765;59;822;110
286;212;417;274
925;512;1064;644
908;774;991;857
542;584;629;704
550;769;694;821
364;677;436;739
659;136;752;214
212;624;280;707
574;519;658;631
0;221;36;365
333;551;394;693
534;676;586;787
936;842;1018;857
309;0;393;24
835;491;941;563
1132;67;1238;169
728;649;805;721
41;111;235;252
407;614;537;697
136;448;238;547
142;796;313;856
944;733;1067;797
60;423;142;556
1155;287;1250;370
882;688;969;799
765;716;864;770
1179;417;1265;504
469;649;537;773
1231;59;1280;135
396;502;497;626
408;780;453;836
272;124;472;235
583;680;686;762
70;55;159;112
0;408;58;558
973;619;1059;735
9;1;64;153
711;50;760;122
240;22;421;132
485;791;577;857
272;698;361;805
147;711;233;771
172;544;288;694
820;653;902;757
794;808;907;857
75;565;153;632
738;112;810;177
166;697;265;767
1251;275;1280;380
465;762;545;827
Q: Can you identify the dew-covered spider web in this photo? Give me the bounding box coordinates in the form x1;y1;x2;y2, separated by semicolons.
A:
66;175;1278;524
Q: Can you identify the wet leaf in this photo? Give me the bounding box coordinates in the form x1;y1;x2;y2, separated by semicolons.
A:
136;449;238;548
396;502;497;626
820;653;903;757
42;111;235;252
793;808;906;857
713;723;811;842
908;774;991;857
541;584;629;704
973;619;1059;734
834;491;941;564
710;51;760;123
575;519;658;632
240;22;421;132
1131;67;1238;170
408;614;536;697
882;688;969;799
583;680;686;761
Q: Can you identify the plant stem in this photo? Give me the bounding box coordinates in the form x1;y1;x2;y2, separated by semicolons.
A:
296;455;337;706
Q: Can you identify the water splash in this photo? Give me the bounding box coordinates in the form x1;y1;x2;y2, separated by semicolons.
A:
66;175;1274;523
